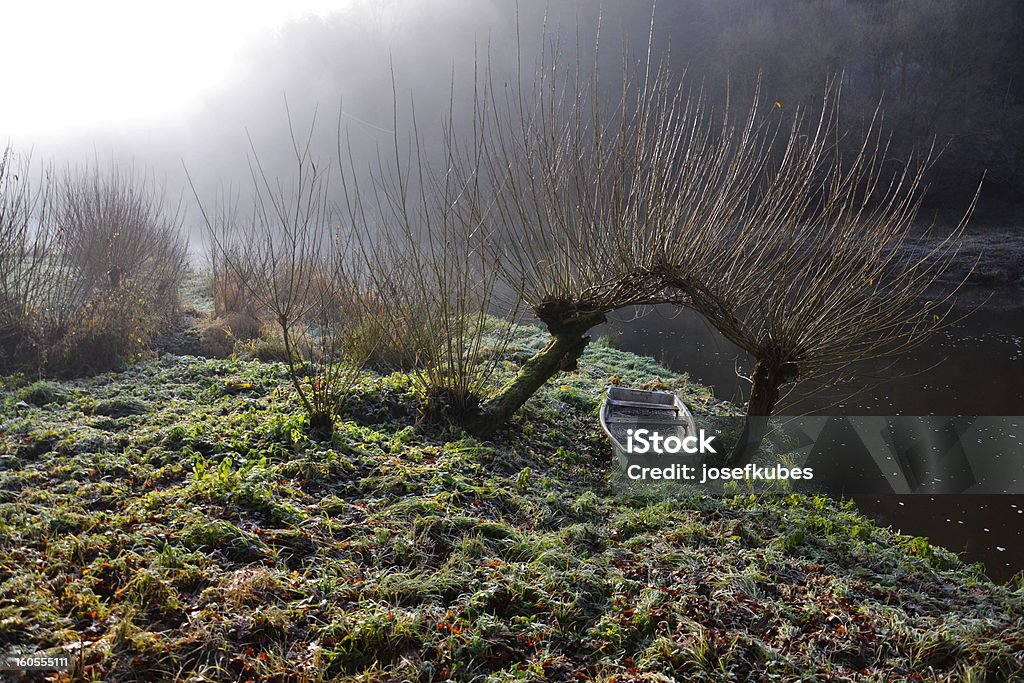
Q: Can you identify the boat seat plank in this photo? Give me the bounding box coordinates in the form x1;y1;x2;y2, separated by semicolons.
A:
604;416;692;426
606;398;681;411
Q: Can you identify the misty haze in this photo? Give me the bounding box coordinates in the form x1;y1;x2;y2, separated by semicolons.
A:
1;2;1022;681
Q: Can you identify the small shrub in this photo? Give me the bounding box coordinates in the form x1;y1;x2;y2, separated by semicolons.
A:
90;396;150;417
212;266;262;321
18;380;69;406
196;133;371;440
198;313;264;359
45;286;159;376
353;199;518;423
238;333;291;363
197;319;232;359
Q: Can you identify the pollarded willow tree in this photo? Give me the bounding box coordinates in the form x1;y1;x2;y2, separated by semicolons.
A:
444;41;968;456
195;125;370;440
1;150;188;376
200;30;966;453
446;48;708;435
656;85;972;463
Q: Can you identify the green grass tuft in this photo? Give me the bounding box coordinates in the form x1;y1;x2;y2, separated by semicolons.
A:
18;380;69;406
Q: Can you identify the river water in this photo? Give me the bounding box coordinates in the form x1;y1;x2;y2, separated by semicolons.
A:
601;293;1024;582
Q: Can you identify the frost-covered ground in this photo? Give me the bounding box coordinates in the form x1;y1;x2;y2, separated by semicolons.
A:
0;331;1022;681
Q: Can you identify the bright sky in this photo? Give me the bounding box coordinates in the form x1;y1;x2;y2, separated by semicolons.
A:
1;1;346;141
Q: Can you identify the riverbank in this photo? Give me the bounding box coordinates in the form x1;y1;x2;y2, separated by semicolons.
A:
912;223;1024;310
1;332;1021;680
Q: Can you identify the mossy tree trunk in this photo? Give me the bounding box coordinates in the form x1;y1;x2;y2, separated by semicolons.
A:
468;310;605;436
726;357;797;466
308;411;334;442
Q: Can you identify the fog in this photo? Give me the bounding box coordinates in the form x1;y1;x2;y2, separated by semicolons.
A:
6;0;1022;253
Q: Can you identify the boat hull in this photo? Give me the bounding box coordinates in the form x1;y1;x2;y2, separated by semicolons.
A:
599;386;699;470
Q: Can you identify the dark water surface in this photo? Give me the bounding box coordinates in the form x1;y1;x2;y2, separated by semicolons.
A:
601;296;1024;582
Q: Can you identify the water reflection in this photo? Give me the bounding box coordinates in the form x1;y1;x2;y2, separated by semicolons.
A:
853;496;1024;584
601;301;1024;582
600;306;1024;416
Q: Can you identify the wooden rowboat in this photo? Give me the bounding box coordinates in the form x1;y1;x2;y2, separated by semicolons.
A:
599;386;698;468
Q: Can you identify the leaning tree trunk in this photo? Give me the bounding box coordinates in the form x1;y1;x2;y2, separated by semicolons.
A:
467;311;605;436
726;358;795;466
